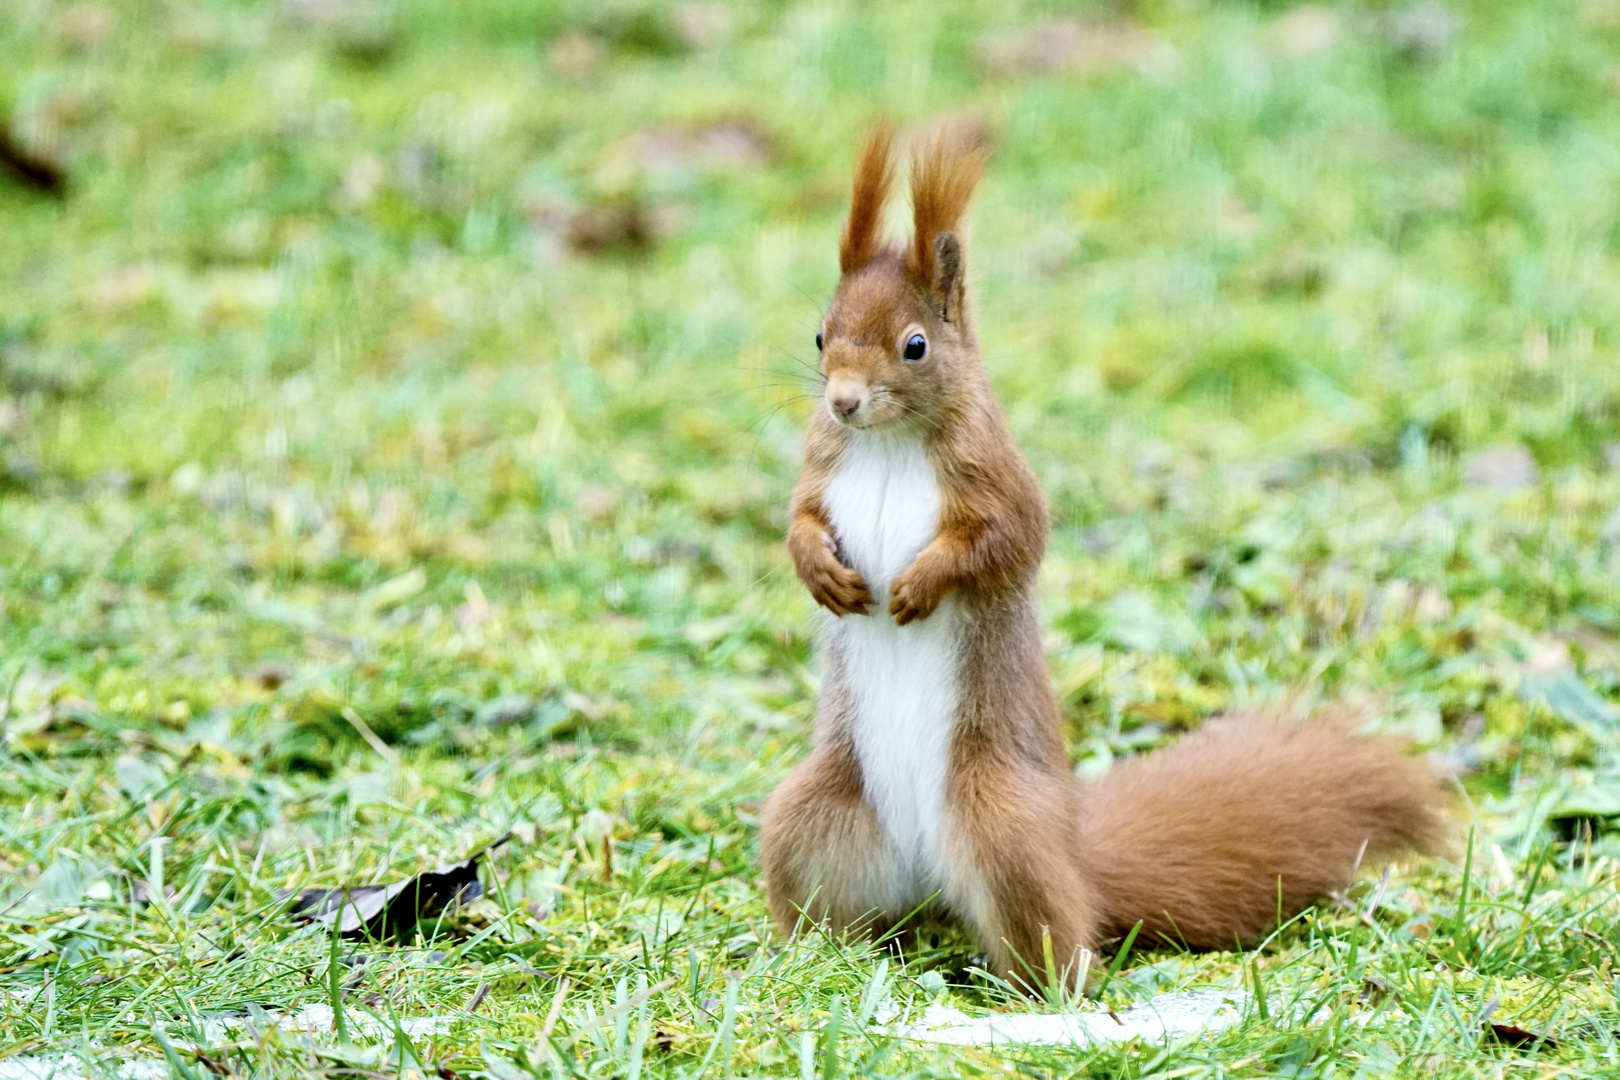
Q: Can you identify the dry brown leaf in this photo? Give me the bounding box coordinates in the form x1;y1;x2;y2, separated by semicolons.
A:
288;834;510;940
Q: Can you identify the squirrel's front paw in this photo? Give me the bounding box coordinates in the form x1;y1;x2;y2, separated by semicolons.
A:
809;558;873;616
795;531;872;616
889;559;950;625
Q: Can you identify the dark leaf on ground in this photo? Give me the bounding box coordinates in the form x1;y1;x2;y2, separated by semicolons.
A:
0;124;66;196
1487;1022;1558;1049
288;833;510;940
565;200;664;254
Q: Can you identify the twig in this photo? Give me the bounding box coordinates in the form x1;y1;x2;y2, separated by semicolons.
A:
539;978;572;1043
341;708;400;765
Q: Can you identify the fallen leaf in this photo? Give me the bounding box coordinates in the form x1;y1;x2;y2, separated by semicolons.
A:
565;200;664;254
1486;1022;1557;1049
521;190;678;254
0;122;67;197
288;834;510;940
250;662;291;690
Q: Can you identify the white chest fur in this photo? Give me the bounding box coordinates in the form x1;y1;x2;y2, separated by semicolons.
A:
822;432;963;895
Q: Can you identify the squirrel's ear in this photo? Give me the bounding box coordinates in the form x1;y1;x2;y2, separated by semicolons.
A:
933;231;965;323
906;126;985;306
839;124;895;273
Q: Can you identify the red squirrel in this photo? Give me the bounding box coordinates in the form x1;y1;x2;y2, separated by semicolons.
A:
759;122;1452;994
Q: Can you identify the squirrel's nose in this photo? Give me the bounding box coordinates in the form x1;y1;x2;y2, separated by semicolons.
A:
829;392;862;418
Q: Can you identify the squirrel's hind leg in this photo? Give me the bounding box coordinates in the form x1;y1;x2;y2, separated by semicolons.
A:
942;763;1101;996
760;742;915;940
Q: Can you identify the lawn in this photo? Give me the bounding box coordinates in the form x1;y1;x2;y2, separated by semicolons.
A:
2;0;1619;1075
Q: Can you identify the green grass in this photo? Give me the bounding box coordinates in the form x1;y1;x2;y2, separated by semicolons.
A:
3;0;1620;1075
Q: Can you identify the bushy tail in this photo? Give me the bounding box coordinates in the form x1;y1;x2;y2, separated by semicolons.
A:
1077;707;1453;949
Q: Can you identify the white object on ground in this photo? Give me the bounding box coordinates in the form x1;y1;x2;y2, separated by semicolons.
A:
187;1002;456;1042
0;989;1249;1077
0;1005;458;1080
0;1055;167;1080
888;989;1250;1047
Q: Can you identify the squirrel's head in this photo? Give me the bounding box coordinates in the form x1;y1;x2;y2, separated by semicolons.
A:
817;123;986;433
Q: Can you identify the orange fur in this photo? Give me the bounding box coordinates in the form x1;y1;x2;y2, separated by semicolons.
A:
838;124;896;274
762;123;1454;996
1079;706;1452;949
906;126;987;286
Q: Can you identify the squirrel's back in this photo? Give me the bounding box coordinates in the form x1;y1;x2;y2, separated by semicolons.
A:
1077;706;1452;949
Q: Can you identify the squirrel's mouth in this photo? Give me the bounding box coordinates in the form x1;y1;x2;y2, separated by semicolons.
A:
832;405;921;435
826;385;904;430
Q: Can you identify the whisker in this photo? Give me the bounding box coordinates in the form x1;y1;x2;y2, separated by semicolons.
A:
737;367;822;389
746;396;814;437
745;394;817;409
888;397;949;437
743;395;818;471
738;364;817;376
738;379;819;395
793;284;829;327
733;393;816;411
772;349;825;379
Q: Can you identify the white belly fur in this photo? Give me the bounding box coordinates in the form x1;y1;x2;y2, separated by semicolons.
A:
823;431;962;898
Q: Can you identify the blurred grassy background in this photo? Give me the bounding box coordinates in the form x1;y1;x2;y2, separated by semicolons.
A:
3;0;1620;1075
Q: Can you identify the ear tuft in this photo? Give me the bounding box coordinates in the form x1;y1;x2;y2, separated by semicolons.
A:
933;231;964;321
839;123;896;273
906;124;987;288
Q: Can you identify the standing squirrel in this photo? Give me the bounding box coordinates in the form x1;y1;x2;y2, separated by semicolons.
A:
759;122;1452;994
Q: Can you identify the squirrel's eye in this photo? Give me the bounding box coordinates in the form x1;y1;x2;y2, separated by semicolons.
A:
815;332;824;352
902;333;927;361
